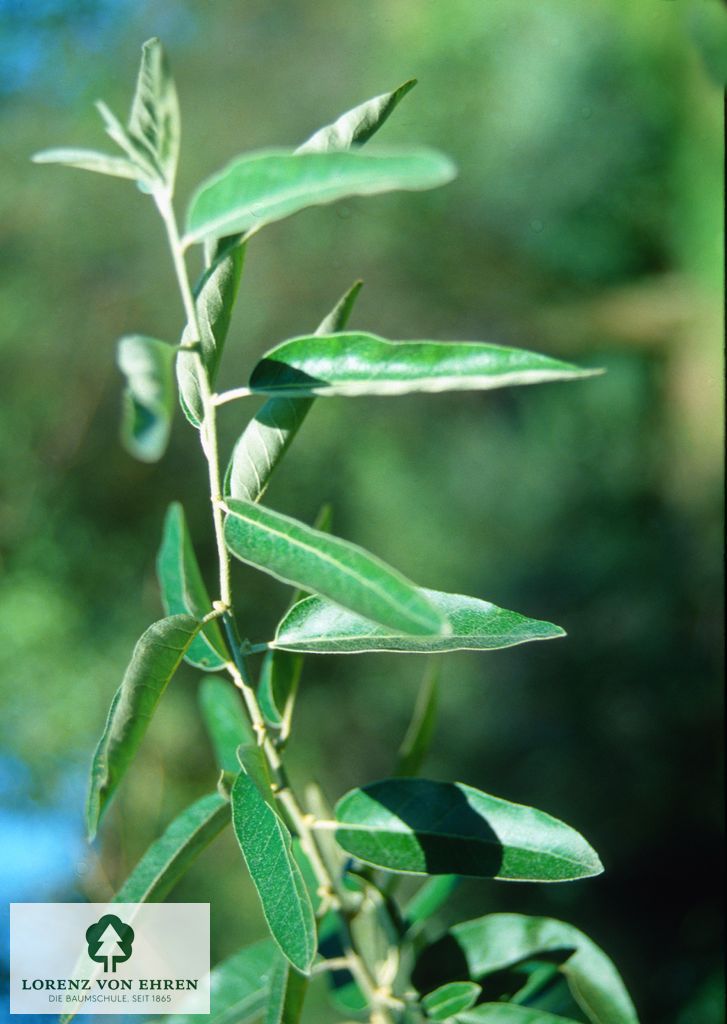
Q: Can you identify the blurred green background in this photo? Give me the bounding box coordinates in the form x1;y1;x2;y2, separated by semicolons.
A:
0;1;723;1021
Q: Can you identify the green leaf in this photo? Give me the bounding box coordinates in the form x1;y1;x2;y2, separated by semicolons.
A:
127;37;180;189
258;649;303;735
177;240;245;427
454;1007;579;1023
264;959;308;1024
249;333;600;398
415;914;638;1024
95;100;158;185
236;741;274;795
199;676;254;773
221;78;407;485
404;875;460;927
271;590;564;654
224;280;362;502
223;498;447;638
333;779;603;881
87;614;200;839
115;792;229;902
117;334;176;462
395;662;439;776
184;148;456;246
31;148;140;179
422;981;481;1021
231;771;316;973
156;502;228;670
348;879;401;991
298;79;417;152
161;941;278;1024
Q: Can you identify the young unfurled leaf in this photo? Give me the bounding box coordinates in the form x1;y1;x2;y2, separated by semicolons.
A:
249;333;601;398
223;498;447;638
422;981;481;1021
271;590;563;654
414;914;638;1024
184;148;456;246
231;772;316;973
128;37;180;189
225;280;361;502
333;779;603;881
199;676;254;773
87;614;200;839
177;240;245;427
31;148;140;180
264;959;308;1024
298;79;417;153
95;99;159;186
157;502;228;670
117;334;176;462
395;662;439;777
348;878;402;991
115;792;229;903
160;941;278;1024
454;1007;580;1023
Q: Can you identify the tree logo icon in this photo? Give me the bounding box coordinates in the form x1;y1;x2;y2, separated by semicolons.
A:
85;914;135;973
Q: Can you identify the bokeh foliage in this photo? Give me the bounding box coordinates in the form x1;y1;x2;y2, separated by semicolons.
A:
0;2;723;1022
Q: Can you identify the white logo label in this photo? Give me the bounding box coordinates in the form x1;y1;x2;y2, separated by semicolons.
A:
10;903;210;1015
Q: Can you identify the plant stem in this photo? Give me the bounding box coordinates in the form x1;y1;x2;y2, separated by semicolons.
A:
155;191;232;610
158;194;394;1024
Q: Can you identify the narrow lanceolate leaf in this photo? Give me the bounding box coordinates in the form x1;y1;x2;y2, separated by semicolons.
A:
117;335;176;462
333;779;603;881
31;148;140;179
223;75;414;486
231;772;316;973
421;981;481;1021
157;503;228;670
177;239;245;427
454;1007;579;1024
115;792;229;903
87;614;200;839
415;915;638;1024
222;77;409;489
161;941;277;1024
395;663;439;777
298;79;417;153
223;498;447;638
225;280;361;502
271;590;564;654
258;649;303;734
404;875;460;927
264;959;308;1024
250;333;600;398
199;676;254;773
127;37;180;188
184;148;456;246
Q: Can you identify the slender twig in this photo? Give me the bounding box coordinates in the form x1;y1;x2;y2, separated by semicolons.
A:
155;191;232;610
212;386;253;406
157;189;394;1024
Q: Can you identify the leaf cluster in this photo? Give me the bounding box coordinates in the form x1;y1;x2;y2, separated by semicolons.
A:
35;39;636;1024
